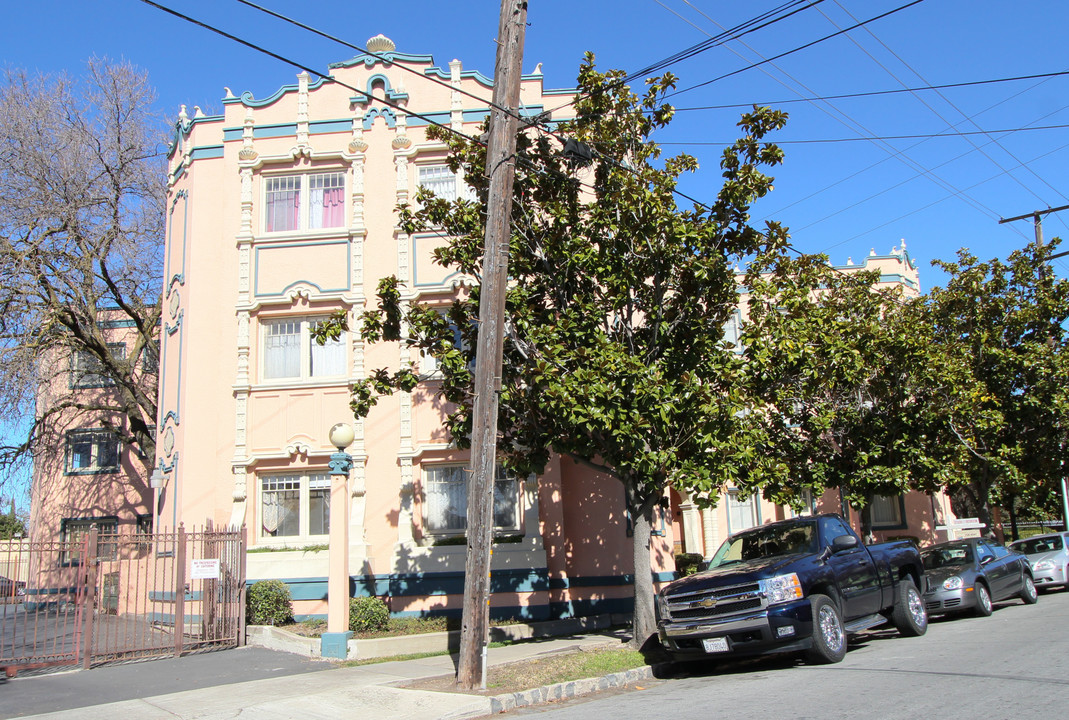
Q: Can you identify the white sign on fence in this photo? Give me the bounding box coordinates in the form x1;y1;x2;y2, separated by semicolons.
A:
191;558;220;580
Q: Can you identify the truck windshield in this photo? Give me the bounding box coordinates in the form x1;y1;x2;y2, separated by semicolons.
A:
707;522;818;568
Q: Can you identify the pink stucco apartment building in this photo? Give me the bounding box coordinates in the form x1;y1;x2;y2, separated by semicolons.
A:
150;35;953;621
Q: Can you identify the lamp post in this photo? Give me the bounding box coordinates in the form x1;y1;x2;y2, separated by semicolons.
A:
322;422;355;659
149;468;165;534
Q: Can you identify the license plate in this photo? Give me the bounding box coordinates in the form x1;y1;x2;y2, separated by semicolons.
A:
702;637;729;653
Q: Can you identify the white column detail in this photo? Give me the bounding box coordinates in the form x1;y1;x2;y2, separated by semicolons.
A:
522;474;544;551
450;59;463;130
296;71;310;149
702;497;722;559
679;492;704;556
397;458;415;546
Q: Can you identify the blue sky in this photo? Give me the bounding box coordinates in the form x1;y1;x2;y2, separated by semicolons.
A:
5;0;1069;291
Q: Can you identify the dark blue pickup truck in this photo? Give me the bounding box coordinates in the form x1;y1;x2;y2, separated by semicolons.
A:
656;513;927;664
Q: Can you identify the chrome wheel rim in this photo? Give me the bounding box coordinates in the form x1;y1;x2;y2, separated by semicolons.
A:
907;586;927;627
1024;577;1036;600
978;585;991;612
818;605;844;652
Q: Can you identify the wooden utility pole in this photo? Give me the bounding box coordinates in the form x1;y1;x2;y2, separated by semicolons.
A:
456;0;529;691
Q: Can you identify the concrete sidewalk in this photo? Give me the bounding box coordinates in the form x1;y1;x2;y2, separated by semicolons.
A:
13;632;641;720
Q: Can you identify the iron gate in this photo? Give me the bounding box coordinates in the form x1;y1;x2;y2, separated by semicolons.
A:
0;525;246;676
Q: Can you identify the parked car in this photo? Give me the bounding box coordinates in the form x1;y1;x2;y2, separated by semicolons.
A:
656;514;927;666
0;575;25;602
922;538;1037;617
1009;532;1069;591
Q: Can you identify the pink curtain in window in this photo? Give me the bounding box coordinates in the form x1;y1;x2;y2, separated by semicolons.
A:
266;189;300;232
319;187;344;228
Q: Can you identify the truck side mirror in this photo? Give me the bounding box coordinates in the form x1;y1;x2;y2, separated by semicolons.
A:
831;534;859;553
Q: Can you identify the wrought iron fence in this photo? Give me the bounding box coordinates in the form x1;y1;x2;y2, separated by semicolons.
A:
0;525;246;676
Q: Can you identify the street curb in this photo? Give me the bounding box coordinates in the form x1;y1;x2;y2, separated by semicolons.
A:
439;662;674;719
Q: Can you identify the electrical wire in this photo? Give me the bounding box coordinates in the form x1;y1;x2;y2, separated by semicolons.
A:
668;69;1069;112
666;0;928;99
658;122;1069;145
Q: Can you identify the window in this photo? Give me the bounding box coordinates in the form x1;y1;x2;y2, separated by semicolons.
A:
66;431;120;474
726;490;759;533
260;473;330;539
418;165;475;204
261;317;346;381
870;494;905;528
264;172;345;232
141;341;160;375
423;465;519;535
72;343;126;388
61;517;118;564
722;311;743;353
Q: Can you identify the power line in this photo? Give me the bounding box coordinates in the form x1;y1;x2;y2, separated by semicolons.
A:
667;0;928;99
669;69;1069;112
659;122;1069;145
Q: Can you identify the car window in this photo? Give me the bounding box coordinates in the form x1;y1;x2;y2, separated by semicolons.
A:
819;517;853;546
977;542;997;563
922;543;973;569
1012;535;1064;554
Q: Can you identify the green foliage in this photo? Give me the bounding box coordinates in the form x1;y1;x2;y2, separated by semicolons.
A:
674;553;704;577
0;505;25;538
348;596;390;632
246;579;293;626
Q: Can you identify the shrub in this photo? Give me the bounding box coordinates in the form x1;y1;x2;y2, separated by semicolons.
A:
247;579;293;626
675;552;705;577
349;596;389;632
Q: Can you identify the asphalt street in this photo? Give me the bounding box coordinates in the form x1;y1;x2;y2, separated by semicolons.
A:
515;588;1069;719
0;646;333;719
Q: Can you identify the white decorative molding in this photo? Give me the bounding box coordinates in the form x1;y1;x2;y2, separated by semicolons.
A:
679;492;703;556
396;458;415;546
295;72;310;150
234;393;248;448
238;167;254;240
450;59;463;130
701;498;721;559
238;108;258;164
285;440;311;458
231;465;248;501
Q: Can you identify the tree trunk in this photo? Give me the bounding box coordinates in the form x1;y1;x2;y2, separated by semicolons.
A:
859;495;875;544
1007;496;1019;542
630;504;657;650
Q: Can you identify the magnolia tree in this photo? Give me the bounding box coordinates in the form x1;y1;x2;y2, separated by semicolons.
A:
320;55;790;646
0;60;165;496
728;251;965;537
920;242;1069;536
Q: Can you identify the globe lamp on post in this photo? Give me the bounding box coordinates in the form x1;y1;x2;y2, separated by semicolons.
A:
322;422;355;659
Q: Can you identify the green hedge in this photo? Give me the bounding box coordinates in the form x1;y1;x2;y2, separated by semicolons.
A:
247;579;293;626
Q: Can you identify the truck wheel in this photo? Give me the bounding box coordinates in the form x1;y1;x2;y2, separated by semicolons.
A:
806;594;846;664
973;581;993;617
1019;574;1038;605
891;578;927;637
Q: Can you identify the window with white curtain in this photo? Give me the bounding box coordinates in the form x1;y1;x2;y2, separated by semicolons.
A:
417;165;475;204
260;472;330;539
423;464;520;535
264;172;345;232
726;489;760;534
261;317;346;381
871;494;905;528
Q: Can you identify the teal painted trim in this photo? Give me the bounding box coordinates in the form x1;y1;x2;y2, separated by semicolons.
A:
329;51;436;71
252;239;351;298
309;120;352;135
254;123;298;139
99;318;138;329
462;109;492;123
411;233;463;288
172;161;186;181
321;631;352;659
23;587;78;596
149;590;201;602
189;145;224;160
421;67;494;88
160;308;183;427
226;77;333;108
362;107;396;130
406;111;452;128
222;128;242;142
247;568;549;602
351;74;409;107
548;574;633;590
544;88;577;96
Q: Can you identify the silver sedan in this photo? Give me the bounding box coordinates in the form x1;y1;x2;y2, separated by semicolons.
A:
1010;532;1069;591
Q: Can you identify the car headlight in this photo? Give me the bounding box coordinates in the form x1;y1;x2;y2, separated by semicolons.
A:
764;573;804;605
656;593;671;621
1033;560;1054;571
942;576;964;591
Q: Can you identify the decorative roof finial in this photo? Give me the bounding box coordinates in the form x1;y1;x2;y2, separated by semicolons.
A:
366;34;396;54
533;62;543;75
